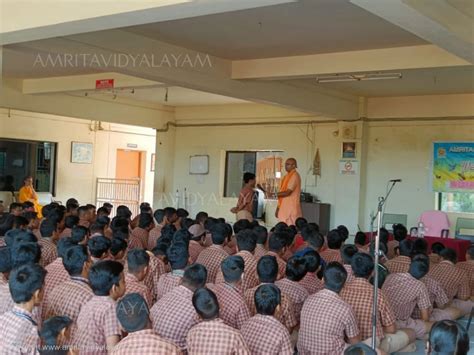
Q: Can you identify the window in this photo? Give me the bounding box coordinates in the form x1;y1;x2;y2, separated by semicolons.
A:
224;151;284;198
439;192;474;213
0;138;57;194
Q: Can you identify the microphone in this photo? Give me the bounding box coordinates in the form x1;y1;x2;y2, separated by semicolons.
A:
389;179;402;182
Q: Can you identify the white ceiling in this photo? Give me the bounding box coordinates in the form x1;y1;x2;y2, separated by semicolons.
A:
125;0;427;60
77;86;248;106
295;66;474;97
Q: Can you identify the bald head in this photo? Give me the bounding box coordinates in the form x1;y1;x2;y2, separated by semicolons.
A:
285;158;297;172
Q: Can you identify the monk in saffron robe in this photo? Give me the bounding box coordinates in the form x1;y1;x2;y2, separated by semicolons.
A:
18;176;43;218
275;158;302;226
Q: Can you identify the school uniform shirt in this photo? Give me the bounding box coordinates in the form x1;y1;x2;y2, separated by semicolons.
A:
111;329;182;355
241;314;292;355
340;277;396;340
186;318;250;355
457;260;474;296
143;254;166;303
188;240;204;264
147;225;163;250
386;240;399;259
38;237;58;267
41;257;69;320
299;271;324;295
411;275;449;319
123;273;153;308
319;248;343;264
196;245;229;283
253;244;267;260
73;295;121;355
385;255;411;274
0;275;13;316
244;283;297;332
298;289;359;355
155;270;183;301
275;277;309;323
129;227;149;250
215;250;259;291
207;282;251;329
45;276;94;342
0;306;40;355
382;273;432;321
429;260;470;301
150;285;198;350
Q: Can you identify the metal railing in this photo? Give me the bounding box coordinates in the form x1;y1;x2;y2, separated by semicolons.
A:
96;178;141;217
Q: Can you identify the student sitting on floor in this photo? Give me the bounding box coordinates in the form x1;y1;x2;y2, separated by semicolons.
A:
208;255;251;330
428;320;469;355
73;260;125;354
123;249;152;307
241;284;292;355
186;287;250;354
298;249;323;295
320;229;344;264
456;245;474;299
0;263;46;353
382;259;433;339
299;262;360;354
340;253;416;354
39;316;73;355
150;263;207;350
429;248;472;316
112;293;181;355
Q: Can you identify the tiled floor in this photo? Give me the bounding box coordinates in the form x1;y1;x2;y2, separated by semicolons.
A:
393;316;474;355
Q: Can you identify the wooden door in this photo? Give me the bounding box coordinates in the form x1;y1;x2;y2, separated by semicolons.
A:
116;150;141;179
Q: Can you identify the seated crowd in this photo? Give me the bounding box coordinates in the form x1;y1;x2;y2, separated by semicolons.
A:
0;199;471;354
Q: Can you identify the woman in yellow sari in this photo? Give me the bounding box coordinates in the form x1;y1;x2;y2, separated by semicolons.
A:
18;176;43;218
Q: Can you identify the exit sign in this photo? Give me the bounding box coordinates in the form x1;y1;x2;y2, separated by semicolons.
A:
95;79;114;90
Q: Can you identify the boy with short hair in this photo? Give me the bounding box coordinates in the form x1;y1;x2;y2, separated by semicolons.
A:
0;247;13;316
241;284;292;354
73;260;125;353
155;242;189;300
196;223;229;283
265;231;288;280
385;239;413;274
150;263;207;350
45;245;93;341
87;235;111;263
147;209;165;250
298;262;360;354
112;293;180;354
298;250;323;294
244;256;297;332
208;255;251;329
275;256;309;323
39;218;59;267
320;229;344;263
253;225;268;260
124;249;152;307
130;214;154;250
0;263;46;353
39;316;73;355
186;288;250;354
341;244;358;283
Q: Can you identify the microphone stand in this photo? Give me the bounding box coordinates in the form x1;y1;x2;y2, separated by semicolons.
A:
371;180;399;350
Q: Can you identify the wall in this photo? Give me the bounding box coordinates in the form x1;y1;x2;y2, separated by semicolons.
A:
0;108;156;205
161;97;474;234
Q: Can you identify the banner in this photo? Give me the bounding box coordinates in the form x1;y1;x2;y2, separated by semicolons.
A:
433;142;474;192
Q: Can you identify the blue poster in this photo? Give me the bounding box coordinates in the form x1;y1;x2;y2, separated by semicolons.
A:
433;142;474;192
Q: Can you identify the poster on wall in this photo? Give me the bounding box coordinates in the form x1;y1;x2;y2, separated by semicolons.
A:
433;142;474;192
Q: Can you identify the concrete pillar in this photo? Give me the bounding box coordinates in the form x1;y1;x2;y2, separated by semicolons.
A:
153;126;176;208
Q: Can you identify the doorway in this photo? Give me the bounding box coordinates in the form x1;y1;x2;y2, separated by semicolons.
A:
116;149;145;201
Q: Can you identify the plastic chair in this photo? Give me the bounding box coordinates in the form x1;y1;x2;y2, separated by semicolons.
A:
418;210;450;237
455;217;474;243
382;213;407;230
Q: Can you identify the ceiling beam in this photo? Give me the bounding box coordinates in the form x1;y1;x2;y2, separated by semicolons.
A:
1;0;296;45
232;44;469;80
12;29;359;119
22;73;164;94
350;0;474;63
